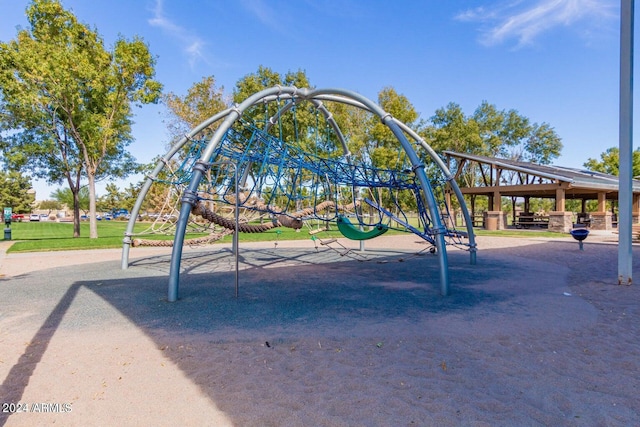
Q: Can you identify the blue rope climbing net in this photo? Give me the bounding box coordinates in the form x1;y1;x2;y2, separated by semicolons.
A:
155;119;467;248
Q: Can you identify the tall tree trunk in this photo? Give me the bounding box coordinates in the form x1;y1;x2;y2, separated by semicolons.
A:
72;188;80;238
470;195;476;218
66;172;82;238
88;173;98;239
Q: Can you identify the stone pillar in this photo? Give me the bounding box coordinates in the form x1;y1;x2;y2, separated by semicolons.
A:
590;212;613;230
548;211;573;233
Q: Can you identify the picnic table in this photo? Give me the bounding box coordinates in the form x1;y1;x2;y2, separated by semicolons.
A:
516;214;549;229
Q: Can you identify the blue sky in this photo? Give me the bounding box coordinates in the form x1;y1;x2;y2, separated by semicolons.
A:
0;0;629;200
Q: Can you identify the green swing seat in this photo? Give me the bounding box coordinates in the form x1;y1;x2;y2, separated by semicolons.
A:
336;215;388;241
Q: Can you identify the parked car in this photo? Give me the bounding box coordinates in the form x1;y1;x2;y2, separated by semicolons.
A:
39;214;49;221
112;208;129;219
11;213;25;222
29;213;40;221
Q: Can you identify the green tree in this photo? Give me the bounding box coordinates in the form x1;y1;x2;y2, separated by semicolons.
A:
359;87;422;211
367;87;419;169
523;122;563;164
325;100;370;161
98;183;123;213
0;170;33;213
425;102;484;155
584;147;640;177
0;0;162;238
233;66;285;105
164;75;229;144
233;66;314;146
38;199;62;214
51;186;89;214
424;101;562;216
232;67;317;210
426;101;561;165
423;102;483;191
472;101;514;155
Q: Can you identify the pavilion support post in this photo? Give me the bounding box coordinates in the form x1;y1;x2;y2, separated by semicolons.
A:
597;192;607;212
555;187;566;212
589;192;613;230
492;190;502;211
590;211;613;230
547;187;570;232
548;212;572;233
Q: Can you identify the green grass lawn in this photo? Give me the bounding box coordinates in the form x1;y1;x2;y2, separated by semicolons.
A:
4;220;346;253
3;220;566;254
5;221;184;253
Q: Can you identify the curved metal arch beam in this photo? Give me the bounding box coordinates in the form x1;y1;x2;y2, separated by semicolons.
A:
235;97;353;195
304;88;450;296
168;86;302;301
120;107;236;269
223;94;352;188
168;86;452;301
262;95;352;160
392;121;477;265
297;93;476;265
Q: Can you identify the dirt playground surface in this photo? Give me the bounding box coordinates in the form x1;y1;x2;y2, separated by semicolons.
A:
1;232;639;426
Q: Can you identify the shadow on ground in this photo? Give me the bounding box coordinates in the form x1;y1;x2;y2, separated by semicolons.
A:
2;239;639;426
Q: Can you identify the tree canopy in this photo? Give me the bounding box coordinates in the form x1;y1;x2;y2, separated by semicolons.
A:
584;147;640;177
0;0;162;238
162;67;564;215
0;170;34;213
164;75;228;144
51;186;89;213
424;101;562;164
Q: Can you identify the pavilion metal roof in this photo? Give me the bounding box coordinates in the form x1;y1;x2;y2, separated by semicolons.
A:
442;151;640;193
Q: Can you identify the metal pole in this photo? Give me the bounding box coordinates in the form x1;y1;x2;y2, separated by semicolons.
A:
168;165;206;302
223;162;240;298
384;119;450;296
235;165;239;298
619;0;634;285
209;161;240;297
121;108;235;270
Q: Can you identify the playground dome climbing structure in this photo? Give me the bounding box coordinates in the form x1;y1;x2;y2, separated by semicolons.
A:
120;86;477;301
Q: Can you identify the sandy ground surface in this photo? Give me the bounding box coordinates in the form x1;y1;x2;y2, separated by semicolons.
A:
0;231;639;426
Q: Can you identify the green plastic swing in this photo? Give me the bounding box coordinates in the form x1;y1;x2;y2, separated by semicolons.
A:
336;215;388;241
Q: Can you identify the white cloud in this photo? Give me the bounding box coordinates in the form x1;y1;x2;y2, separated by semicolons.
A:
148;0;207;67
238;0;290;35
456;0;617;47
